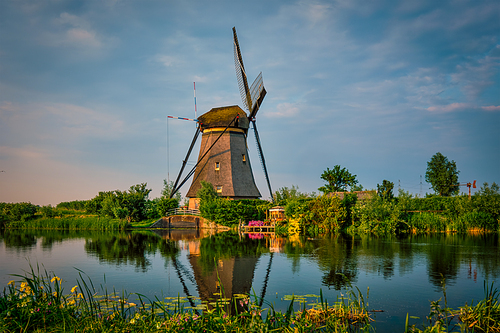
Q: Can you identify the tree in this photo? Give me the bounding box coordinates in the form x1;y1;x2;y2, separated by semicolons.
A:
425;152;460;196
377;180;394;200
273;185;312;206
318;165;358;193
162;179;182;202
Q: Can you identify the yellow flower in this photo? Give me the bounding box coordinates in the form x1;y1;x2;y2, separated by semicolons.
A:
71;285;78;293
51;276;61;283
7;280;15;286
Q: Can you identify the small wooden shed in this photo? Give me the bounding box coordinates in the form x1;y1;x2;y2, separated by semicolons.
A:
268;206;285;222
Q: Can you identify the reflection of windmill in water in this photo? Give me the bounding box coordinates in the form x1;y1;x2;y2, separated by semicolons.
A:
170;27;274;206
184;236;274;313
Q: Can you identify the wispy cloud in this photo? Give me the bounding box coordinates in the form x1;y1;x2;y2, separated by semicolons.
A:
427;103;500;113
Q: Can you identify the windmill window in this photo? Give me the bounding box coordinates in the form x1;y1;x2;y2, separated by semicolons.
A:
242;154;246;162
216;185;222;193
215;162;220;170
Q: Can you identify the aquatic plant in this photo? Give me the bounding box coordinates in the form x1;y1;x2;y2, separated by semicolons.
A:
1;265;374;332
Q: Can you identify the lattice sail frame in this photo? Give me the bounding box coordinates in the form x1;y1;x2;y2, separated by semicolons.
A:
233;39;252;112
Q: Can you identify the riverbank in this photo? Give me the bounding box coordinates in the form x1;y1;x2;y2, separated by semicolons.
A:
1;266;498;332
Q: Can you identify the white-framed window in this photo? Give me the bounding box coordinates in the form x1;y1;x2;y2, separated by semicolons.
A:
215;162;220;170
216;185;222;193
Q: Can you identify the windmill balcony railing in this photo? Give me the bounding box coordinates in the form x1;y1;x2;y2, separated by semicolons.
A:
166;208;200;216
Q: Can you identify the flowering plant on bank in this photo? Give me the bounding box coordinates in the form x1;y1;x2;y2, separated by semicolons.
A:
248;220;264;226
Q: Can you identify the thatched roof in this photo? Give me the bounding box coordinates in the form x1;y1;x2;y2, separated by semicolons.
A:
198;105;249;130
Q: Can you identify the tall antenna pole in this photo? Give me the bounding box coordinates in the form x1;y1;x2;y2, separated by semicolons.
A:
193;82;197;120
166;116;170;182
420;175;422;197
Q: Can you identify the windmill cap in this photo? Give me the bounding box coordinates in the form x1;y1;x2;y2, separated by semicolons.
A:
198;105;249;130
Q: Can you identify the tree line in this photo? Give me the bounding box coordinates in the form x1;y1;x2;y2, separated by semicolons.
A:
0;180;181;227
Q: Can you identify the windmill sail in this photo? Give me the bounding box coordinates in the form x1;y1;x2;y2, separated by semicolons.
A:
233;27;267;120
252;120;274;203
248;72;266;120
232;26;273;202
233;27;252;112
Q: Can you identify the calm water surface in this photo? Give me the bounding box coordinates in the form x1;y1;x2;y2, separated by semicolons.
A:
1;229;499;332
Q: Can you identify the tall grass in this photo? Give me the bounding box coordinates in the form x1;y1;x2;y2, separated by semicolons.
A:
405;279;500;333
2;267;498;332
1;266;373;332
6;216;129;230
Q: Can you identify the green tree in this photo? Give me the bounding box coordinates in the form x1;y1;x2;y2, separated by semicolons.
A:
318;165;358;193
162;179;182;201
425;152;460;196
473;182;500;221
377;180;394;200
156;197;179;216
273;185;312;206
198;181;218;221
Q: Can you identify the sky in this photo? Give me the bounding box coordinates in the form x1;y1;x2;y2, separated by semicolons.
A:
0;0;499;206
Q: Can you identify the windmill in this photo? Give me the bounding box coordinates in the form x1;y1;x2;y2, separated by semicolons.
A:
170;27;273;208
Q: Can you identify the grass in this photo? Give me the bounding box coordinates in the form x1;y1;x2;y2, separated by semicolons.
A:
405;278;500;333
5;216;130;230
2;267;499;332
0;265;373;332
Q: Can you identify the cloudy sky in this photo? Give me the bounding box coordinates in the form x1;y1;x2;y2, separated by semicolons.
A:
1;0;499;205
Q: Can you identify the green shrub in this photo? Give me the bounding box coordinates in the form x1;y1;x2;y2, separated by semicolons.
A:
2;202;38;222
407;212;448;232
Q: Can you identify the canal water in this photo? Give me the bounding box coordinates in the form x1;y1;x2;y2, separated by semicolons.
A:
1;229;499;332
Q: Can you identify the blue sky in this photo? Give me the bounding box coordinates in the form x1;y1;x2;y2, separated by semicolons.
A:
0;0;499;205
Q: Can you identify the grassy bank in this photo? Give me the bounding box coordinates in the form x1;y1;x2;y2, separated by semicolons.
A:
5;215;130;230
1;267;499;332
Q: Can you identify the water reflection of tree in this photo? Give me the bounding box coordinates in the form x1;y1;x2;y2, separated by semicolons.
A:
1;229;37;249
84;231;179;272
316;234;360;290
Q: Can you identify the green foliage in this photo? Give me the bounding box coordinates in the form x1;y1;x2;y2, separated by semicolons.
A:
284;198;313;220
197;181;271;226
351;195;404;233
318;165;358;193
407;212;448;232
273;185;313;206
451;211;497;232
473;182;500;221
308;195;347;232
351;183;364;191
56;200;87;210
162;179;182;202
0;265;374;333
39;205;61;219
155;197;179;217
85;183;152;222
377;180;394;200
6;215;129;230
1;202;38;222
425;152;460;196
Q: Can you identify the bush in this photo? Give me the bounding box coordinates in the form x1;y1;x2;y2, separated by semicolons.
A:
2;202;38;222
407;212;448;232
452;211;497;232
39;205;61;219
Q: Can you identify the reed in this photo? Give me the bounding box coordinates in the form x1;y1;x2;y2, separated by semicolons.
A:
6;216;129;230
1;265;373;332
405;279;500;333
